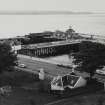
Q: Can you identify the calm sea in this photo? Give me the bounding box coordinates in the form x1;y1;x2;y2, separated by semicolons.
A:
0;14;105;38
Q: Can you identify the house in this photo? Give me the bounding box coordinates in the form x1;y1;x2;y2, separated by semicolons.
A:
51;73;87;91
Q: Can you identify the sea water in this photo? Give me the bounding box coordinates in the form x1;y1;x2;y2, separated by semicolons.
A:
0;14;105;38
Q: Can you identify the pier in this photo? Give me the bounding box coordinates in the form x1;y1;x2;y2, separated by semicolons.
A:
17;39;85;57
15;32;105;57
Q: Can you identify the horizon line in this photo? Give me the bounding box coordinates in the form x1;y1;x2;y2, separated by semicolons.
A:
0;11;103;15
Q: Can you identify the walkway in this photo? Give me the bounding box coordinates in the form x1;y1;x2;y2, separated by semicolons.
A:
17;54;89;78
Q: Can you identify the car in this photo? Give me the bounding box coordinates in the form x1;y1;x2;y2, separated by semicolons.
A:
96;69;105;75
57;64;72;69
18;63;26;68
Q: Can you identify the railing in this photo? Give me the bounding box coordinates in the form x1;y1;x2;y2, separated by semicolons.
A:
78;33;105;40
21;39;83;49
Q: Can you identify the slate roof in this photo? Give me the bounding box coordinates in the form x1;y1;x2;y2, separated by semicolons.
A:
62;74;79;87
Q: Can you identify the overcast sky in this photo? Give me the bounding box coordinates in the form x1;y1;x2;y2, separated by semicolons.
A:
0;0;105;12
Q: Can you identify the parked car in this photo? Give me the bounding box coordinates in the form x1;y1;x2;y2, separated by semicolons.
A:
18;63;26;68
57;64;72;69
96;69;105;75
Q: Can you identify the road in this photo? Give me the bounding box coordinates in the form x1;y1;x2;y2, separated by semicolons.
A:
17;54;72;77
17;54;90;78
17;54;105;80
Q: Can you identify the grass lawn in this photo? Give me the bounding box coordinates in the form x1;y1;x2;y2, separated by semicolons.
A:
50;92;105;105
0;70;58;105
0;70;105;105
0;87;58;105
0;70;39;87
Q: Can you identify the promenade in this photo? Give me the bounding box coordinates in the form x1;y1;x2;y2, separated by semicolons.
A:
18;54;105;83
22;39;82;49
18;54;71;76
17;54;89;78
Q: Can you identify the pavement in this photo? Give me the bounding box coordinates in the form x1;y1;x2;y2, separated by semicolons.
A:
17;54;72;76
17;54;89;78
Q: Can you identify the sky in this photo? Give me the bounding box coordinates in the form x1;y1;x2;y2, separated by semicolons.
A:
0;0;105;39
0;0;105;12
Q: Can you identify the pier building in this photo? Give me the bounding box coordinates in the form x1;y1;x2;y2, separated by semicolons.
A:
17;39;83;57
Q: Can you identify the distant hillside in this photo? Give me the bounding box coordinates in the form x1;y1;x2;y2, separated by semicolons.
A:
0;11;94;15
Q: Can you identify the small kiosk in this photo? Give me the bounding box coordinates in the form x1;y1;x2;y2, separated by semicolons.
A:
38;68;45;80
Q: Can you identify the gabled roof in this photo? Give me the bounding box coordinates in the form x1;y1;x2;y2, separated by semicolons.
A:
62;74;80;87
51;74;85;89
68;75;79;87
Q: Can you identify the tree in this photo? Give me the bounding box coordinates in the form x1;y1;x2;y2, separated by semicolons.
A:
71;41;105;78
0;43;17;73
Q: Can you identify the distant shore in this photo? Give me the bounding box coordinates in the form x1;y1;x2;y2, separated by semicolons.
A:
0;11;94;15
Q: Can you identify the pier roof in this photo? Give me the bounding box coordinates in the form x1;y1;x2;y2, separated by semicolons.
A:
22;39;82;49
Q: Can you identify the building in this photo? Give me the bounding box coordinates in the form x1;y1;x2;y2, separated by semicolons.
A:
51;73;87;91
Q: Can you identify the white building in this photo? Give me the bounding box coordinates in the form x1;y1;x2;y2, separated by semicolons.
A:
51;74;87;91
